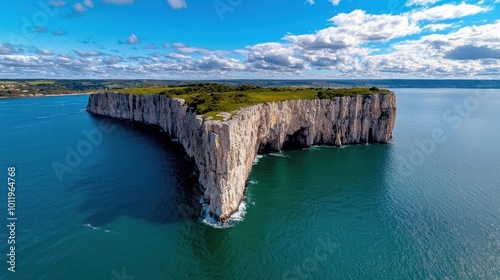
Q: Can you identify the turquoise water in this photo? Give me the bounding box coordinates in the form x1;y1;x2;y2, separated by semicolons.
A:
1;89;499;279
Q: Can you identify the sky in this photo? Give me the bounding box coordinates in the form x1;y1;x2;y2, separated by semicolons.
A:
0;0;499;79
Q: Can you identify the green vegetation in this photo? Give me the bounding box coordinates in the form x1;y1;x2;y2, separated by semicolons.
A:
116;83;391;120
317;86;390;99
26;80;55;85
117;86;184;95
0;80;156;97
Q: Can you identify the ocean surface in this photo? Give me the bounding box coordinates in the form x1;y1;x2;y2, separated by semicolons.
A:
1;82;499;279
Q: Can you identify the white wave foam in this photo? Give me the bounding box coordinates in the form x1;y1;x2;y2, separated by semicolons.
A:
199;197;247;229
83;224;115;233
35;113;68;119
253;154;264;165
268;152;291;158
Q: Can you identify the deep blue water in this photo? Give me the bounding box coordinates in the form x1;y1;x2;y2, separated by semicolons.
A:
0;86;499;279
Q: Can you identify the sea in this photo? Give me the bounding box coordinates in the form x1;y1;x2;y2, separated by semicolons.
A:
0;80;499;279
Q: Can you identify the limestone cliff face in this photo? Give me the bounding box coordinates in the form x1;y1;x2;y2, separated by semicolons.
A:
87;92;396;221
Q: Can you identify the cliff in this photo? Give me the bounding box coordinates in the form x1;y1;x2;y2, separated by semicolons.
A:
87;92;396;222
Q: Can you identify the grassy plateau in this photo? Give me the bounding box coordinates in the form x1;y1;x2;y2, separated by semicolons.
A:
116;83;391;120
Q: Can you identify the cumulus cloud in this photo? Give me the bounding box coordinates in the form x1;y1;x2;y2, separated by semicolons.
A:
284;9;420;54
36;49;54;56
167;0;187;9
445;45;500;60
423;23;453;31
245;43;308;72
329;10;420;42
164;43;211;54
406;0;439;6
73;2;87;13
306;0;340;6
102;56;124;64
365;21;500;77
103;0;134;5
411;3;489;22
48;0;66;7
0;44;22;55
84;0;94;8
165;53;191;60
193;55;244;71
74;50;102;57
127;34;138;44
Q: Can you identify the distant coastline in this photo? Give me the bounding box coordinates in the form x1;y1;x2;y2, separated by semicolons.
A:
0;92;92;99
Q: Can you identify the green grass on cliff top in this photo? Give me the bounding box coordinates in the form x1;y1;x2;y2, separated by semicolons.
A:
116;83;391;121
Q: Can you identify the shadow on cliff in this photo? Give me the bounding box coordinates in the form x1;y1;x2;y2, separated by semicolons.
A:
66;114;202;226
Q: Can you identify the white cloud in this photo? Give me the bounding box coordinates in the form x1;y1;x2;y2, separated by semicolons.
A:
165;43;206;53
165;53;191;60
244;43;308;72
36;49;54;56
103;56;124;64
330;10;420;41
306;0;340;6
73;2;87;13
406;0;439;6
193;56;245;71
365;21;500;77
0;44;20;55
127;34;138;44
74;50;102;57
84;0;94;8
103;0;135;5
285;9;420;52
411;3;489;21
167;0;187;9
423;23;453;31
48;0;66;7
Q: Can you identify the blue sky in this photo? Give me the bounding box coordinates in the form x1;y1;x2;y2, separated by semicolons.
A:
0;0;499;79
